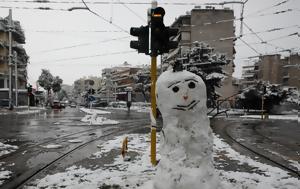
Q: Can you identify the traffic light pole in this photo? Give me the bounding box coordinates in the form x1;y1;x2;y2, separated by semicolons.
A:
14;51;18;107
8;9;13;110
150;56;157;166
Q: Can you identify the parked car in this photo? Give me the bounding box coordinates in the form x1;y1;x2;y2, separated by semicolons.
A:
60;101;67;108
70;102;76;108
91;100;108;107
52;100;62;109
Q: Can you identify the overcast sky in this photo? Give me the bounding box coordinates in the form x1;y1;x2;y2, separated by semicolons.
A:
0;0;299;85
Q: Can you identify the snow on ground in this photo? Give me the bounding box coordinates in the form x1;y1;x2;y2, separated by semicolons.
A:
0;107;46;115
108;101;150;113
0;168;11;185
240;114;298;121
16;109;42;115
289;160;300;171
213;134;300;189
0;143;18;185
80;108;111;115
25;133;300;189
26;134;156;189
81;114;119;125
41;144;63;149
0;142;18;157
67;139;83;143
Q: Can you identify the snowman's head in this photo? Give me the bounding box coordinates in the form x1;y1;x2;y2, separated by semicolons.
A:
156;70;207;117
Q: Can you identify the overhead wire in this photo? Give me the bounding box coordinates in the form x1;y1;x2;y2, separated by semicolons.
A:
2;0;298;61
80;0;129;34
34;50;136;64
117;0;146;23
25;30;124;33
242;24;299;36
237;37;261;55
235;47;298;60
0;4;297;26
0;0;227;6
31;36;130;54
245;0;291;17
235;32;300;48
242;22;286;50
0;5;69;11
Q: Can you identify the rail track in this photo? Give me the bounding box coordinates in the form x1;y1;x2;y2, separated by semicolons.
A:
222;121;300;178
1;118;150;189
0;118;149;161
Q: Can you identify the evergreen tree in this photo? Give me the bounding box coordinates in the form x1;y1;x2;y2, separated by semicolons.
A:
236;82;287;113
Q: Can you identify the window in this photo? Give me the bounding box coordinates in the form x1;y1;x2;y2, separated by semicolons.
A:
0;79;4;88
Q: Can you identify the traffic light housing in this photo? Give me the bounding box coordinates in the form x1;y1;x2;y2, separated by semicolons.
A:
27;84;32;96
150;7;179;56
130;26;149;54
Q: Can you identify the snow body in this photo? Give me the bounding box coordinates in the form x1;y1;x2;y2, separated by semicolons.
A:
154;70;222;189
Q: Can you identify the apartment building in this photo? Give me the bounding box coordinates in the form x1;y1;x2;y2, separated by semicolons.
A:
0;14;28;106
167;6;237;99
101;62;143;101
240;53;300;89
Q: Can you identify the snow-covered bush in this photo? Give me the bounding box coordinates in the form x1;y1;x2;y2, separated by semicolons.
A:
235;82;288;113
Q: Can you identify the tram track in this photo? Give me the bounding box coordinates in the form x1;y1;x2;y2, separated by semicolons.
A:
0;118;149;161
0;118;150;189
222;122;300;178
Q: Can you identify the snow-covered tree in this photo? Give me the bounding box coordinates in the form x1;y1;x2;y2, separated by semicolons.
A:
236;82;287;113
132;66;151;102
172;42;229;107
283;87;299;105
52;76;63;93
37;69;63;106
38;69;53;94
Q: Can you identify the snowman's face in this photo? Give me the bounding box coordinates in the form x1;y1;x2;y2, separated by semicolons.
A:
156;70;207;116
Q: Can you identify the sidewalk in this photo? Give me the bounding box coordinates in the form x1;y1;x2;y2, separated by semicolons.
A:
0;106;46;115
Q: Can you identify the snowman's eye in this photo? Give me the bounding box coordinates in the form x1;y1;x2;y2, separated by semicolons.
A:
172;86;179;93
188;82;196;89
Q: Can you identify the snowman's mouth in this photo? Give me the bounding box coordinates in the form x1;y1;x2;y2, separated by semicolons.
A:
172;100;200;111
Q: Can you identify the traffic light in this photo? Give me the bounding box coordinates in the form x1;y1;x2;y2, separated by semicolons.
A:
130;26;149;54
164;27;179;51
150;7;179;56
27;84;32;96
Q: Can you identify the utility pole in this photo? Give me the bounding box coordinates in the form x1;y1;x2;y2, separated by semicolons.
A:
8;9;13;110
14;51;18;107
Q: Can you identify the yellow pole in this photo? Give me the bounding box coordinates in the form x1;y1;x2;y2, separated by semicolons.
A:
150;56;157;166
151;56;157;117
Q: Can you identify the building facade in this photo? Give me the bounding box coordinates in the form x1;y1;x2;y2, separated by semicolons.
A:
241;64;258;88
167;6;237;99
101;62;144;101
0;14;28;106
240;53;300;90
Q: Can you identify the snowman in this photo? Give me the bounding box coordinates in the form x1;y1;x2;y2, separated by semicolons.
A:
153;66;222;189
